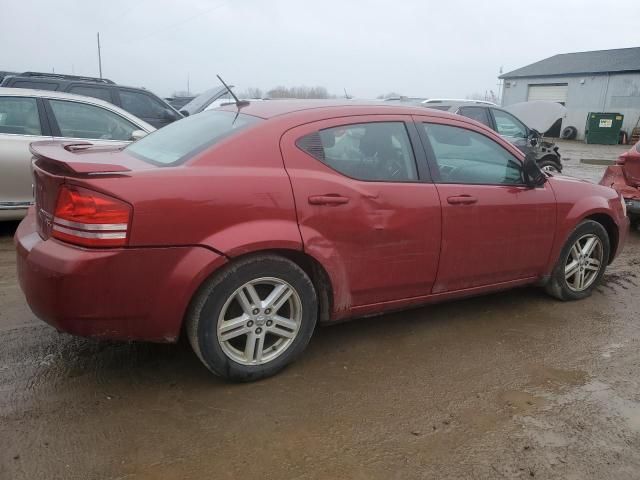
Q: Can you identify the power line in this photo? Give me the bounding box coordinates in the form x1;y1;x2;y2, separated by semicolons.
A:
123;0;231;44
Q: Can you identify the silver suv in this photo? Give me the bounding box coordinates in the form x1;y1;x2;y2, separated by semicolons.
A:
0;88;154;220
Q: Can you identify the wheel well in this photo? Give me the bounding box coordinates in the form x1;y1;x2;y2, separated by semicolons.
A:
585;213;618;263
267;249;334;324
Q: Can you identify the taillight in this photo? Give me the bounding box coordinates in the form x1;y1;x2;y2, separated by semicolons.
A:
52;185;131;248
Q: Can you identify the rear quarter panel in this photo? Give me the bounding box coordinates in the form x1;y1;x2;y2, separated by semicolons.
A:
74;122;302;256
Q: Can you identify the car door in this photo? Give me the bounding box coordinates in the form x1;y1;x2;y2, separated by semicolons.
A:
0;95;52;214
281;116;441;309
44;98;143;147
415;116;556;293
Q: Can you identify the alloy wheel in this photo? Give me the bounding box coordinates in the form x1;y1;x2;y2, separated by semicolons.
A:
216;277;303;365
564;234;604;292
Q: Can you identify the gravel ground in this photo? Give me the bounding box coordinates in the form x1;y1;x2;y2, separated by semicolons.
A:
1;144;639;479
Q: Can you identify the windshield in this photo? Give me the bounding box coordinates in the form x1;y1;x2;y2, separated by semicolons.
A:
125;110;261;165
181;86;230;115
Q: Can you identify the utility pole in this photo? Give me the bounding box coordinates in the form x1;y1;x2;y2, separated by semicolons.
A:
187;73;190;95
97;32;103;79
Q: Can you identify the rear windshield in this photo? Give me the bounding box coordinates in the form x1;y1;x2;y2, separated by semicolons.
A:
126;110;261;165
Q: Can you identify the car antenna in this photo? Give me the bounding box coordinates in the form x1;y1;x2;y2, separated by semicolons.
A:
344;88;351;100
217;74;249;108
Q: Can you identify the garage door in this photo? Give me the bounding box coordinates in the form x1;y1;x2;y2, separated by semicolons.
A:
527;84;568;104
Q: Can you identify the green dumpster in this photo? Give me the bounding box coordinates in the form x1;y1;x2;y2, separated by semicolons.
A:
584;112;624;145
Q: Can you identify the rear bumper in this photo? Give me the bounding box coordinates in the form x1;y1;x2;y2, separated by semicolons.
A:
15;210;226;342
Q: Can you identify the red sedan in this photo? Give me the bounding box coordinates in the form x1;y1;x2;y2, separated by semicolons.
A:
15;101;629;381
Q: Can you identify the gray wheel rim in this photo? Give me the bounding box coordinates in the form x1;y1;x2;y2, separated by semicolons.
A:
542;164;559;173
216;277;302;366
564;234;603;292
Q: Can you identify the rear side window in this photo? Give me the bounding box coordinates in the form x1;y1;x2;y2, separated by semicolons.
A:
49;99;138;141
297;122;418;182
0;96;42;135
458;107;491;127
68;85;112;103
11;80;59;91
126;110;261;165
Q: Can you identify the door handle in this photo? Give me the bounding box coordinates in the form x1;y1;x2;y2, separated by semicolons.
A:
447;195;478;205
308;195;350;205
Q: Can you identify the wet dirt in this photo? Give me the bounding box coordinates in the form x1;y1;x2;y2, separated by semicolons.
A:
1;168;640;478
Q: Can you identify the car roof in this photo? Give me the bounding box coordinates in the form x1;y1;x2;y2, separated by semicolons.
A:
217;99;459;120
423;98;497;106
0;87;156;132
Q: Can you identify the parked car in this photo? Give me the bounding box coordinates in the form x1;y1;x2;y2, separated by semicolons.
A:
0;87;154;220
1;72;181;129
179;86;234;116
422;100;564;172
16;101;628;381
165;96;195;110
180;85;264;116
600;138;640;228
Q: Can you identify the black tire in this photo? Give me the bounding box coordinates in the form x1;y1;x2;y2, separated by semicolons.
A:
538;158;562;173
561;126;577;140
186;254;318;382
545;220;610;301
630;215;640;230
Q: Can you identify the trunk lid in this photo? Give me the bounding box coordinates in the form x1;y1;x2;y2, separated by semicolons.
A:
30;141;150;240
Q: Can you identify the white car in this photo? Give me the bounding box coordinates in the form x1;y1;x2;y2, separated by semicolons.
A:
0;88;155;220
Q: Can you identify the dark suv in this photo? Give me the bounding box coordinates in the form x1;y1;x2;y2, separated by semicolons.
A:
1;72;182;128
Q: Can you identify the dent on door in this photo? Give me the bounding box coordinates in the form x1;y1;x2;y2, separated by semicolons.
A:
280;117;442;317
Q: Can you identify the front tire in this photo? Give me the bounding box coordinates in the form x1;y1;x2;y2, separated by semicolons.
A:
538;159;562;173
545;220;610;301
186;254;318;381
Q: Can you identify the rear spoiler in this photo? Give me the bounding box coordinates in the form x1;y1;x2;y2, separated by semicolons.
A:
29;141;131;175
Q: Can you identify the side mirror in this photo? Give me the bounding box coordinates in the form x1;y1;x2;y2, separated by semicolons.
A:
523;153;546;187
162;109;179;121
528;128;540;147
130;130;148;141
179;109;190;117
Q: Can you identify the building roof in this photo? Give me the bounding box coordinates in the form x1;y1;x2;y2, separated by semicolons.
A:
500;47;640;79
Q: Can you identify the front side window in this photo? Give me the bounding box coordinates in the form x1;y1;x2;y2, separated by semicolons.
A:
458;106;491;127
422;123;523;185
68;85;112;103
297;122;418;182
0;96;42;135
120;90;167;119
126;110;261;165
49;99;138;141
491;109;527;139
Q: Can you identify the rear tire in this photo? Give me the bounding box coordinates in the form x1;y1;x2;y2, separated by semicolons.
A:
186;254;318;382
545;220;610;301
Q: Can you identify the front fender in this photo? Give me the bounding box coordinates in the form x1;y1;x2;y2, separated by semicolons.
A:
544;194;622;276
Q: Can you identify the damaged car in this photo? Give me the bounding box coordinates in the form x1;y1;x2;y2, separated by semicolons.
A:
422;100;564;173
16;100;628;382
600;138;640;229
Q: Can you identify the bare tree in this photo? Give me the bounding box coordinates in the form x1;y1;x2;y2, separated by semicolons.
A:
465;90;499;103
267;85;332;99
376;92;402;99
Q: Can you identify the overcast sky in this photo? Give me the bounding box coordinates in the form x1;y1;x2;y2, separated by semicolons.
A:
1;0;639;99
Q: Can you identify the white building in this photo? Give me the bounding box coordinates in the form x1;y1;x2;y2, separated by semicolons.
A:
500;47;640;140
